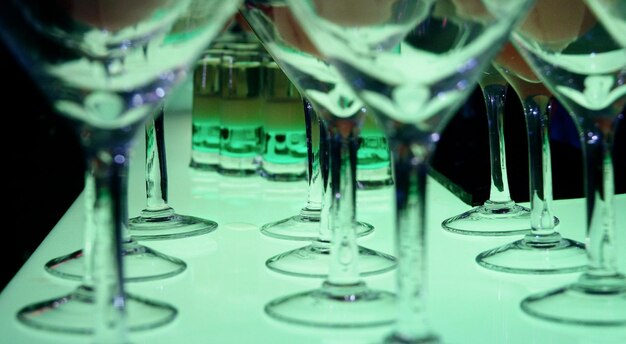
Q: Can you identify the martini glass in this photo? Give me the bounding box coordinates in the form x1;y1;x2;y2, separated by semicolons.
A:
241;2;398;325
241;3;396;281
442;64;532;236
259;97;376;241
128;105;218;240
0;0;241;338
476;42;587;273
287;0;534;339
512;0;626;325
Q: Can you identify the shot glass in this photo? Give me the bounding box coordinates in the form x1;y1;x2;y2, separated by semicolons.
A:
217;49;265;176
259;60;307;181
190;48;226;171
357;113;393;189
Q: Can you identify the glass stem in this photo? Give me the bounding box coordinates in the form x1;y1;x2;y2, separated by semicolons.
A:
326;123;360;286
300;98;324;221
389;139;432;340
83;170;96;287
142;107;173;217
87;148;129;343
522;95;558;242
482;83;514;205
579;122;621;284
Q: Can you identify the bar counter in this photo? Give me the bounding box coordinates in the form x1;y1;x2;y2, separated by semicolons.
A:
1;110;624;344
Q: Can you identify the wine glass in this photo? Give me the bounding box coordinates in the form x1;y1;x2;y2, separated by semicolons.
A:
442;63;532;236
287;0;534;340
128;106;218;240
240;2;398;326
0;0;241;338
511;0;626;325
476;41;588;273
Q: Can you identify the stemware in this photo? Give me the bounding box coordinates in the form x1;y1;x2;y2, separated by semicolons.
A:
241;2;397;326
476;42;588;273
512;0;626;325
128;106;218;240
442;64;532;236
287;0;534;340
0;0;241;338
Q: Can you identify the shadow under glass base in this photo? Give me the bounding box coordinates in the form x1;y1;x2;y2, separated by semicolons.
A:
264;281;396;328
45;240;186;282
128;208;218;241
16;285;177;334
476;233;587;274
521;273;626;326
266;240;397;278
260;212;374;241
441;201;536;236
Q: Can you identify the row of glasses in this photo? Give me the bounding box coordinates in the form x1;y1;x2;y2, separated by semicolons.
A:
284;0;535;341
512;0;626;325
0;0;243;340
476;41;588;274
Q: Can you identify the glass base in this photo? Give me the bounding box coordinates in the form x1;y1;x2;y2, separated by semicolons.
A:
441;201;535;236
476;234;587;274
129;211;218;241
260;213;374;241
521;273;626;326
266;240;397;278
45;240;186;282
17;285;177;334
383;332;441;344
264;281;395;328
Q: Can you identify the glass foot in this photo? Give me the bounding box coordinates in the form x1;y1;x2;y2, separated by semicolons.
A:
129;211;218;241
476;234;587;274
521;273;626;326
260;213;374;241
264;281;396;328
441;201;537;236
266;240;397;278
45;240;186;282
16;285;177;334
383;332;441;344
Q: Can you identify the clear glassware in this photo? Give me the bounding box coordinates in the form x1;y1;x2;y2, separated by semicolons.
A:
287;0;534;340
442;64;533;236
0;0;241;339
128;106;219;241
357;114;394;189
476;42;588;274
259;97;377;240
512;0;626;325
240;2;397;326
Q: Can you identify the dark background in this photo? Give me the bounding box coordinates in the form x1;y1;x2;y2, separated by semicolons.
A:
0;38;624;292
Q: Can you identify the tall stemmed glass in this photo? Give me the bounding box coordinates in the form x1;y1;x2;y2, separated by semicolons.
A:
260;98;376;241
241;3;397;281
0;0;241;338
512;0;626;325
241;2;397;325
476;42;587;273
128;105;218;240
288;0;534;340
442;63;532;236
